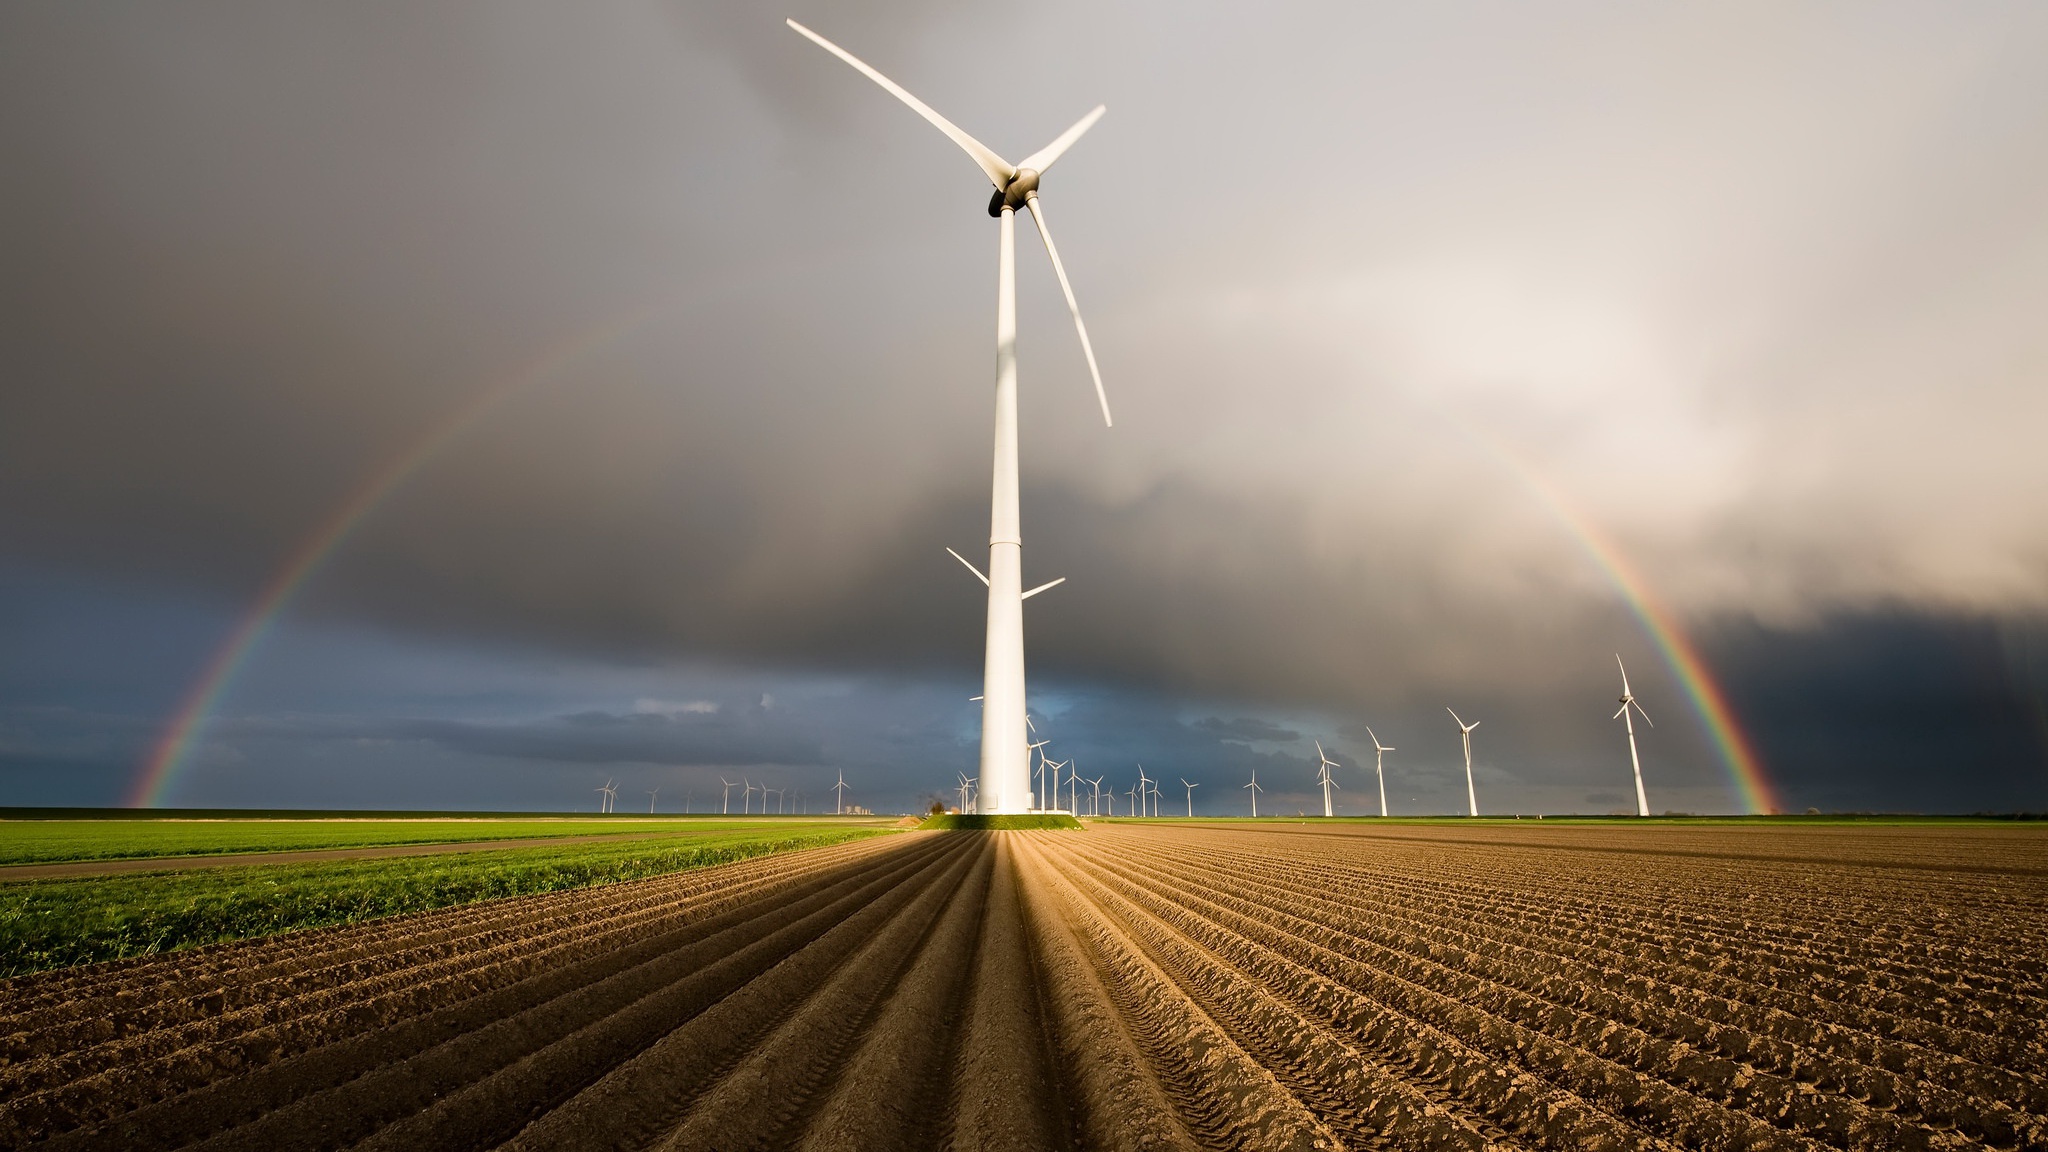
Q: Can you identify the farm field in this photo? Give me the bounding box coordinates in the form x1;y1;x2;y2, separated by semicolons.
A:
0;814;861;866
0;823;887;975
3;821;2043;1150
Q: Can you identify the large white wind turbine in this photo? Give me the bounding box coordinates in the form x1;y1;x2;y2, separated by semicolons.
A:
834;769;850;816
1244;769;1262;817
1365;726;1394;818
1180;777;1198;818
1447;708;1481;817
1614;655;1655;817
1315;741;1340;818
719;777;737;815
790;20;1110;815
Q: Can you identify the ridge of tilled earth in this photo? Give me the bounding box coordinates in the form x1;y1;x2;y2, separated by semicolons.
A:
3;823;2041;1151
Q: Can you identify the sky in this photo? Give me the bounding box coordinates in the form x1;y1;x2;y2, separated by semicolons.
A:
3;1;2046;815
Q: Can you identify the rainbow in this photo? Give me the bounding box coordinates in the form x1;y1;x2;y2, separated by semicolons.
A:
1476;433;1778;814
127;305;661;807
133;299;1777;814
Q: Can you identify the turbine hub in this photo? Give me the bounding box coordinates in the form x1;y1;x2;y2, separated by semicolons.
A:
988;168;1041;216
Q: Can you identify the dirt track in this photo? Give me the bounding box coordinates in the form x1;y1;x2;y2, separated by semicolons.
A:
3;823;2042;1150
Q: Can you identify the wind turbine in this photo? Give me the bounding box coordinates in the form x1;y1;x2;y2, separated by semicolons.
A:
647;788;659;815
1089;775;1103;816
957;772;976;815
1614;655;1654;817
1447;708;1481;817
1135;765;1151;817
741;776;754;815
1067;760;1080;815
1180;778;1198;817
1365;726;1394;818
834;769;850;815
790;20;1111;815
719;777;737;815
1244;769;1262;817
1028;739;1051;811
1315;742;1340;817
593;781;611;814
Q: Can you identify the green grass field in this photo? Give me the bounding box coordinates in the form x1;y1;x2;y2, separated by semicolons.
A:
0;814;885;866
0;822;889;975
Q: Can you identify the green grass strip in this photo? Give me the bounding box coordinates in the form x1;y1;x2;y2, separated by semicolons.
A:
0;827;885;976
918;814;1082;830
0;817;868;866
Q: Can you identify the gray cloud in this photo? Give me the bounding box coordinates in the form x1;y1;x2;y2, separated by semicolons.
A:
3;3;2046;812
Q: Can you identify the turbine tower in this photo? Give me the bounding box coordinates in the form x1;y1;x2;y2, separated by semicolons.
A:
790;20;1111;814
1315;741;1340;817
1614;654;1655;817
834;769;850;816
1447;708;1481;817
1244;769;1262;817
1180;777;1198;817
1365;725;1394;818
647;788;659;815
719;777;737;815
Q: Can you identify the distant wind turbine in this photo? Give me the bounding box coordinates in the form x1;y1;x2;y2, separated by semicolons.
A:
1244;769;1262;817
719;777;737;815
647;788;659;815
1448;708;1481;817
1315;742;1340;817
834;769;850;815
1365;726;1394;818
1180;777;1198;817
1089;775;1103;816
790;20;1110;814
1614;655;1655;817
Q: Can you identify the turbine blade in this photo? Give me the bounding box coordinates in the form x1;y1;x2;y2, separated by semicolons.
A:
1017;104;1106;175
1614;704;1628;720
1024;197;1113;427
1633;699;1654;727
946;546;991;586
1616;652;1634;695
1021;575;1068;600
785;20;1015;189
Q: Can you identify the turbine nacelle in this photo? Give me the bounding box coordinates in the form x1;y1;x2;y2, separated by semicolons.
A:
988;169;1042;217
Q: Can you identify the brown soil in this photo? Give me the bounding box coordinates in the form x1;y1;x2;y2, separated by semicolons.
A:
2;823;2041;1151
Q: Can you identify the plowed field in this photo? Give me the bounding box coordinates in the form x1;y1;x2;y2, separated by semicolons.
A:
4;822;2042;1150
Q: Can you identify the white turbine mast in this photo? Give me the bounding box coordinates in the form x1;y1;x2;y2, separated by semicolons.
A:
1614;654;1655;817
1365;725;1394;818
1180;777;1198;818
790;20;1110;815
1135;764;1152;817
1315;741;1340;818
1244;769;1262;817
719;777;737;815
1448;708;1481;817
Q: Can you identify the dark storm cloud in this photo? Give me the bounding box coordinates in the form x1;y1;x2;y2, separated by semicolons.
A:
3;4;2047;813
1194;717;1301;745
393;705;825;768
